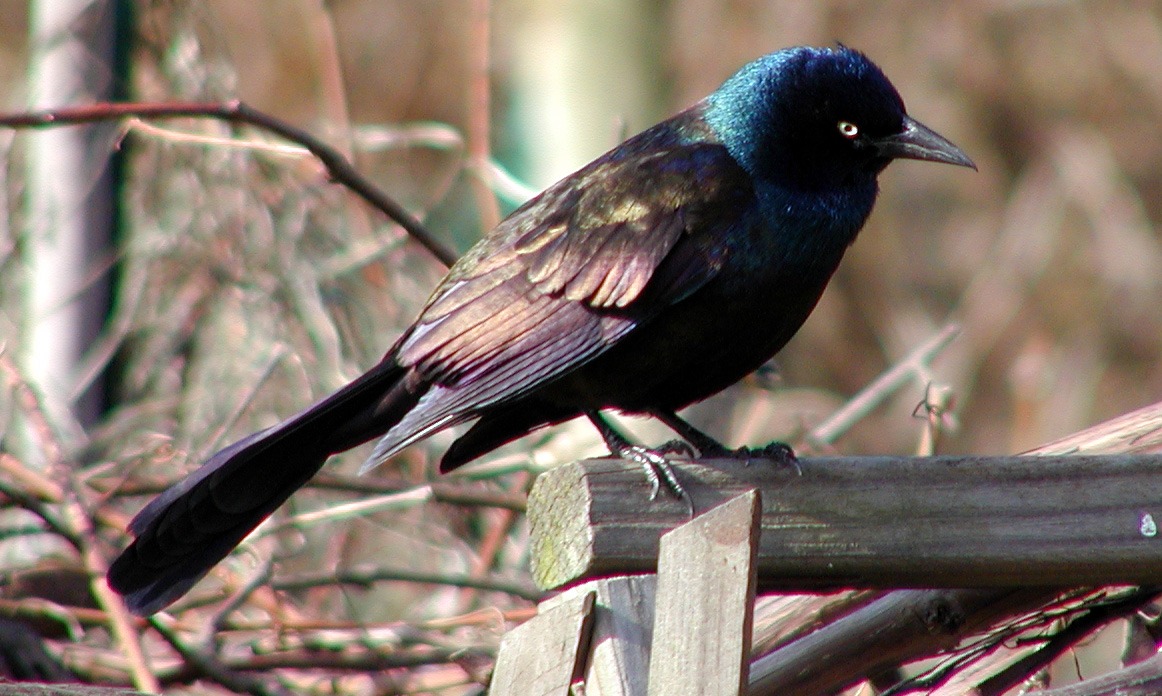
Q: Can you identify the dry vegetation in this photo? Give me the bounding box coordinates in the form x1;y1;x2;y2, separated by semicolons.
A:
0;0;1161;694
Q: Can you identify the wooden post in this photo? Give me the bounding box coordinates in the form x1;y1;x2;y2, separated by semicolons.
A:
544;576;656;696
489;590;596;696
647;490;761;696
491;491;762;695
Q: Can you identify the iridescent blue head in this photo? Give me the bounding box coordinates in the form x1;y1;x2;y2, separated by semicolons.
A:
705;45;974;191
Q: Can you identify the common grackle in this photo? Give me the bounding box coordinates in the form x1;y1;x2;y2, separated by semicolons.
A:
108;45;974;614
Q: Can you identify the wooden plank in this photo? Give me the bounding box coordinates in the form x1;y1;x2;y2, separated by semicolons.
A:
528;454;1162;590
489;590;595;696
744;409;1162;696
647;490;761;696
545;576;656;696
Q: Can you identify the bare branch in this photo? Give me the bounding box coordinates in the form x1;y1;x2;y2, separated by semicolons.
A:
270;564;543;602
0;101;458;266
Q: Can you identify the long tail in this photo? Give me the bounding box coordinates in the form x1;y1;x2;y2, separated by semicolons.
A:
107;359;417;615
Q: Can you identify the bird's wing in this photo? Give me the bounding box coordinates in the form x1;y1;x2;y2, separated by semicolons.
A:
369;137;754;460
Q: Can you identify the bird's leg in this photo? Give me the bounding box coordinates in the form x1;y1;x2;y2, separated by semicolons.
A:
648;409;733;457
650;409;800;473
586;411;692;509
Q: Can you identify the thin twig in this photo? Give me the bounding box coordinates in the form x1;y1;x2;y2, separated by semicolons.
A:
149;614;294;696
208;606;535;633
458;471;530;609
0;597;89;640
126;117;307;156
0;478;78;548
810;323;961;445
152;645;473;679
59;489;159;693
0;101;458;266
270;564;543;602
0;348;67;469
913;382;957;456
190;345;286;464
206;557;275;640
92;472;530;511
974;587;1162;696
467;0;501;232
262;486;434;533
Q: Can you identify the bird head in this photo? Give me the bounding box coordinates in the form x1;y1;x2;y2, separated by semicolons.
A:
705;45;974;191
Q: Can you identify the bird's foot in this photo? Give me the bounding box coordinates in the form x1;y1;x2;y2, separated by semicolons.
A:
647;409;793;469
699;440;801;474
614;445;694;516
586;411;695;515
736;442;801;474
656;439;698;457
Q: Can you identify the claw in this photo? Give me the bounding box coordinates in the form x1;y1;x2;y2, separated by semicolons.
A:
586;411;696;516
612;443;696;515
626;446;665;500
656;439;697;457
745;442;801;475
721;443;801;475
618;445;693;514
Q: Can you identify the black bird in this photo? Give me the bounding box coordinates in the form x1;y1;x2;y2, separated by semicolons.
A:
108;45;974;614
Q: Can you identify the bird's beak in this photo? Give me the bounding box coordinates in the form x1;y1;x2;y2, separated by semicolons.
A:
875;115;976;170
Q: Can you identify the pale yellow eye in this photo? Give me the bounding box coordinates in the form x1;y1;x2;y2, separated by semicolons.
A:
838;121;859;138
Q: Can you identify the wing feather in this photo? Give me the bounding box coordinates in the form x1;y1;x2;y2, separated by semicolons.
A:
373;109;756;463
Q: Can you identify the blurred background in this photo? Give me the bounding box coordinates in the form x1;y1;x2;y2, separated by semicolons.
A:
0;0;1160;693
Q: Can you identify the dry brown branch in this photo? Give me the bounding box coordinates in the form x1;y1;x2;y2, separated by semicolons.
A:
149;615;292;696
466;0;501;232
68;511;157;694
269;564;542;601
809;323;962;446
94;472;529;512
967;587;1162;696
0;415;156;689
0;101;456;266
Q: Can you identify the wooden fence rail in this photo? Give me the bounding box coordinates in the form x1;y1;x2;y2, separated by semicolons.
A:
498;449;1162;695
529;454;1162;590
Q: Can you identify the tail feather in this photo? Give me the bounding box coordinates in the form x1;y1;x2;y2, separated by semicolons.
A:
439;399;579;472
108;360;415;615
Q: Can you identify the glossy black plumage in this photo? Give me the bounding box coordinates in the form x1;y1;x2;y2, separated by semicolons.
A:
108;45;974;614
